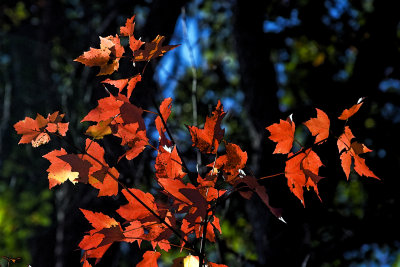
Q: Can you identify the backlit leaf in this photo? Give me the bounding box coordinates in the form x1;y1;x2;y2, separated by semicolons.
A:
266;115;295;154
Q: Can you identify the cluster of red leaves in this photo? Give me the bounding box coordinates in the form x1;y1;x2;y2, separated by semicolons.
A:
14;14;380;267
14;111;68;147
75;97;235;266
14;15;235;267
266;98;379;206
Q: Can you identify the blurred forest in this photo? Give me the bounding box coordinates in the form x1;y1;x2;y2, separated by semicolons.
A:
1;0;400;266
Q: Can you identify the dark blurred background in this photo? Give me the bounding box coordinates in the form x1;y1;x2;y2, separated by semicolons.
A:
1;0;400;266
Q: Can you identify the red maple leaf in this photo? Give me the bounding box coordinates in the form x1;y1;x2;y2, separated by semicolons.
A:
137;251;161;267
102;75;142;100
337;126;379;180
155;98;173;147
338;97;364;120
42;148;79;189
126;74;142;99
197;172;226;202
79;209;124;263
155;146;186;180
74;35;125;76
74;47;110;67
266;115;295;154
117;188;158;221
57;154;92;184
82;94;147;161
81;94;124;123
213;142;247;183
83;139;119;196
234;175;282;219
133;35;179;62
115;123;148;161
285;148;324;205
14;112;69;147
14;114;49;147
188;100;226;154
52;139;119;196
303;108;330;144
101;78;129;92
120;15;135;36
119;15;145;54
155;98;172;136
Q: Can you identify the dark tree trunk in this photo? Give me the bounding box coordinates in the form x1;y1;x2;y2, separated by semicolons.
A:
233;1;294;266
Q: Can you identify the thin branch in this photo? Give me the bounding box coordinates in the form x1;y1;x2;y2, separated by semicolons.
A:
199;213;210;267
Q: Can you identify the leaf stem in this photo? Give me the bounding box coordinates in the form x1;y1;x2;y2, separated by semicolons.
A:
143;109;158;115
259;172;285;180
147;142;157;151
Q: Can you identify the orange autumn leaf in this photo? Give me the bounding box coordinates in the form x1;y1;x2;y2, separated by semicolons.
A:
90;167;119;197
43;149;79;189
213;142;247;182
84;139;120;196
14;112;69;147
74;47;110;67
337;126;379;180
134;35;179;62
117;188;158;221
101;75;142;100
53;139;120;196
57;153;92;184
74;35;125;76
81;94;124;123
337;126;355;154
46;111;69;136
126;74;142;99
155;98;173;147
285;149;324;205
137;251;161;267
115;123;148;161
303;108;330;144
79;209;124;263
338;97;364;120
123;221;145;244
81;208;119;230
130;35;145;54
120;15;135;36
155;145;186;180
155;98;173;136
187;100;226;154
98;35;125;76
266;115;295;154
101;78;129;92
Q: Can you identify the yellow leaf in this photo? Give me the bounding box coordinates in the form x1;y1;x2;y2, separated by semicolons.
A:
85;118;113;139
172;255;199;267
